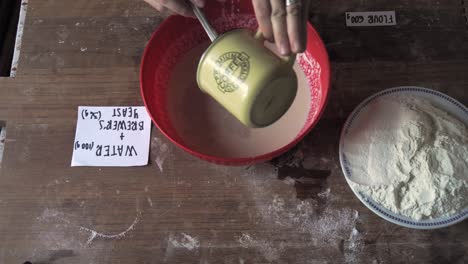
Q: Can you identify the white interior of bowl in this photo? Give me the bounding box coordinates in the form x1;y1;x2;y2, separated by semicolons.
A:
166;41;314;158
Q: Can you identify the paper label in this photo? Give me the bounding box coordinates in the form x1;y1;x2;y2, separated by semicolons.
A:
346;11;397;27
71;106;151;167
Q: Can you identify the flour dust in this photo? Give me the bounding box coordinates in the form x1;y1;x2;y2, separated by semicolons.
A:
240;164;364;262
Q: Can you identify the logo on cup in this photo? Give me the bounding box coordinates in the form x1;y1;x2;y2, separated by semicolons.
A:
214;52;250;93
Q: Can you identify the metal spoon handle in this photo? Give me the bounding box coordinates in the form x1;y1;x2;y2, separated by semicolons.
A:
188;1;218;41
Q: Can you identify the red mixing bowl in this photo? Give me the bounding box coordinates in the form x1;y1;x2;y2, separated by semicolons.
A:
140;1;330;165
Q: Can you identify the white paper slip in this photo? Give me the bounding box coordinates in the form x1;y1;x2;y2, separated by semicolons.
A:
346;11;397;27
71;106;152;167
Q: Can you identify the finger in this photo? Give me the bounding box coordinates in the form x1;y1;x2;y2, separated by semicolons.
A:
164;0;194;17
144;0;176;16
144;0;163;11
159;5;175;16
252;0;273;41
270;0;290;55
190;0;205;7
286;0;304;53
300;0;310;52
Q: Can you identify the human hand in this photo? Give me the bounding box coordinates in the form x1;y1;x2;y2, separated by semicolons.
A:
253;0;310;55
143;0;206;17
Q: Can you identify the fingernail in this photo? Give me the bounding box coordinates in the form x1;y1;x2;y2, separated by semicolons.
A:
280;43;289;55
291;41;298;53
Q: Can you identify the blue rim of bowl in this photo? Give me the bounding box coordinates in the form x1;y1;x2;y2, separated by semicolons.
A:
339;86;468;229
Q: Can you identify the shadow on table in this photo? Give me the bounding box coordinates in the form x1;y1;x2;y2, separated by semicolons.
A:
269;139;331;202
276;166;330;201
26;250;76;264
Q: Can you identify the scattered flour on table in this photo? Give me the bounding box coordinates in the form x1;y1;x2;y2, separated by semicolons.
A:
37;208;141;245
343;96;468;220
238;233;283;262
344;227;363;263
151;137;171;172
147;197;153;207
31;208;115;263
79;212;140;245
262;194;358;241
0;127;5;165
241;164;363;262
168;233;200;250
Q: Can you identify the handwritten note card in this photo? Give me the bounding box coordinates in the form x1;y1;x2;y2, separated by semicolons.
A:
71;106;151;167
346;11;397;27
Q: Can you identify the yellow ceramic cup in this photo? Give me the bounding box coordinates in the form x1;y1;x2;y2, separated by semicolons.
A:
197;29;298;128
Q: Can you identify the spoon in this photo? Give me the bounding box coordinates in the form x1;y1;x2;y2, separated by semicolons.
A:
187;1;218;41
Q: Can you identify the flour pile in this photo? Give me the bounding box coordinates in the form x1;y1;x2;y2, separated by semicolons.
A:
343;96;468;220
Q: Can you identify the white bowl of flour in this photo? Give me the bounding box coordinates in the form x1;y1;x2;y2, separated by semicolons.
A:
339;86;468;229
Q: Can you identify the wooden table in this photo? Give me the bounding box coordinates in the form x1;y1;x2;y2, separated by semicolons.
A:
0;0;467;263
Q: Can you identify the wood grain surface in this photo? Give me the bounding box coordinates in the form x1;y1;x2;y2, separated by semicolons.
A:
0;0;467;263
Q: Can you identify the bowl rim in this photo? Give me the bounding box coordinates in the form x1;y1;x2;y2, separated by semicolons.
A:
140;16;331;165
